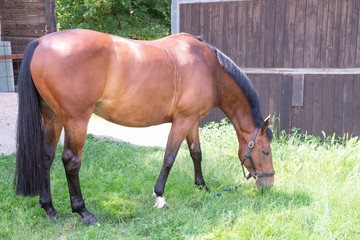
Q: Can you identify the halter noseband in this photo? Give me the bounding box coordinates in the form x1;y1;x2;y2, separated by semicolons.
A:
241;127;275;180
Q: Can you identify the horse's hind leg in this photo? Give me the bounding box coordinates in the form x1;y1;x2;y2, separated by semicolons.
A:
186;121;209;192
62;120;96;225
39;104;63;220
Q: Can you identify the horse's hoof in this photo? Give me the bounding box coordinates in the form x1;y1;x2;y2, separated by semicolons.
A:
196;185;211;193
153;196;168;209
44;211;62;221
81;215;97;225
154;203;168;209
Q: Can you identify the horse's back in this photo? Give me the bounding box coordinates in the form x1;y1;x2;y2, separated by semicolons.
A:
30;30;219;127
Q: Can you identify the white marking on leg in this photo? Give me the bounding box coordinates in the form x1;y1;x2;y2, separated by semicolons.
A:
190;143;194;150
152;190;167;208
154;196;167;208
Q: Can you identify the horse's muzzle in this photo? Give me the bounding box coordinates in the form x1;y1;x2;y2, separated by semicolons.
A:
255;175;274;189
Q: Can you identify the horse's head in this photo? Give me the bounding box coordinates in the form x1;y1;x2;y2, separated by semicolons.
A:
239;116;275;189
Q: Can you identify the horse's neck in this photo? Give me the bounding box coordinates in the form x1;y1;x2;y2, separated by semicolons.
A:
218;73;256;144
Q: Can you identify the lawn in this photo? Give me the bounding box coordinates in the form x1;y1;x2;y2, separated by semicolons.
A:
0;122;359;239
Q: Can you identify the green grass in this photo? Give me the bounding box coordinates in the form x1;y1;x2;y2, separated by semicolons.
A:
0;123;359;239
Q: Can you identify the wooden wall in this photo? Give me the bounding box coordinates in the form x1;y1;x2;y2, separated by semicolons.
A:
198;73;360;137
180;0;360;68
0;0;56;89
177;0;360;137
0;0;56;54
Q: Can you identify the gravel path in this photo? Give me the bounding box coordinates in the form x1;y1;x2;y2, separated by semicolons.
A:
0;93;171;156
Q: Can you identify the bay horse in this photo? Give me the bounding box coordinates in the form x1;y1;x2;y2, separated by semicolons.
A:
15;29;274;225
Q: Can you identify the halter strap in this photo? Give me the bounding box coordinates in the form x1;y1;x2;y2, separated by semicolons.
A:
241;127;275;180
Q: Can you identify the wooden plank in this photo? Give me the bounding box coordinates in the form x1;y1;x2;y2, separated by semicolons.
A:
304;0;318;67
269;74;280;115
210;3;224;49
222;3;229;54
237;1;247;67
290;106;303;132
325;0;335;67
274;0;286;67
292;75;304;106
280;75;293;133
283;0;296;68
312;75;323;136
260;75;270;116
1;2;45;9
334;75;344;136
250;0;261;67
259;0;266;67
352;75;360;136
245;1;253;67
242;67;360;75
331;0;343;67
223;2;238;61
180;4;192;33
198;3;205;38
337;0;349;68
201;3;210;42
269;74;281;136
251;74;262;97
321;74;335;136
342;75;353;134
207;2;214;44
1;23;47;31
357;1;360;66
2;36;38;44
293;0;307;67
191;3;201;36
2;15;47;24
344;0;359;67
264;0;276;67
44;0;57;33
320;0;330;67
303;75;314;134
0;54;23;60
314;0;324;68
0;8;45;15
1;28;47;38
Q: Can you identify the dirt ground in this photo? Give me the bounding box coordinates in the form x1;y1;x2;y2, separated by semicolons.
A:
0;93;171;156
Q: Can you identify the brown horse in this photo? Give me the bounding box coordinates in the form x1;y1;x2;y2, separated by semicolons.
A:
15;29;274;225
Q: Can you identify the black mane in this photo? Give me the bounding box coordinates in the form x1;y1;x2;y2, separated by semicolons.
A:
197;37;273;141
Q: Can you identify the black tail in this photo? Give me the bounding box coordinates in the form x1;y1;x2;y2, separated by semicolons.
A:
15;40;43;197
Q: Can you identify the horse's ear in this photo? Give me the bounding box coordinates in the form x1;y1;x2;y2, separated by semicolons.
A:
261;115;271;133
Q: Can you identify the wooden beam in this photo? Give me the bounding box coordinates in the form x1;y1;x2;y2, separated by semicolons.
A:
0;54;23;60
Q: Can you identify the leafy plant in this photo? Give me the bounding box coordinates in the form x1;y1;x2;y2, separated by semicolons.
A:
56;0;171;39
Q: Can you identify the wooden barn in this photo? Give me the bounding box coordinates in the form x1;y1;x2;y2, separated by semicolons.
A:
0;0;56;92
172;0;360;137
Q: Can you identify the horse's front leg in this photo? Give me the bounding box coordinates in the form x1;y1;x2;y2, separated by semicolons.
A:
62;123;96;225
153;117;197;208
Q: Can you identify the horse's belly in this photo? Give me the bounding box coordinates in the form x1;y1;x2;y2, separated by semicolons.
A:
93;94;173;127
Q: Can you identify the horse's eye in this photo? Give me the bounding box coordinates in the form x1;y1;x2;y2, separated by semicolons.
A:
261;150;269;156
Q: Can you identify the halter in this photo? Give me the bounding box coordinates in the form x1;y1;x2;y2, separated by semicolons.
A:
241;127;275;180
